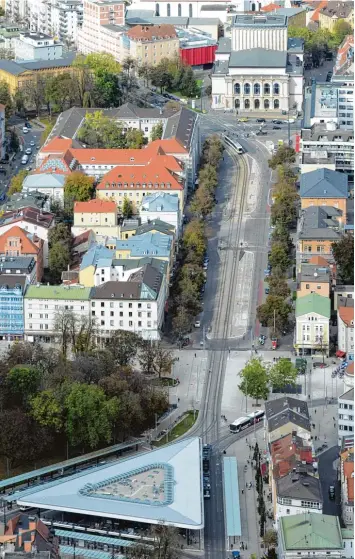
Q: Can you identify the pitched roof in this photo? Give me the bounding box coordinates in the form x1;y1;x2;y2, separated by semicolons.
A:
295;293;331;318
268;410;311;434
0;208;54;230
25;285;91;300
0;226;41;255
41;137;73;154
115;232;172;257
270;433;314;479
300;169;348;199
309;256;330;267
338;306;354;327
320;1;354;19
229;48;287;68
299;264;330;284
91;264;163;300
261;3;282;12
23;173;67;189
309;0;327;22
74;200;117;214
135;219;175;236
276;471;322;502
127;24;177;41
80;244;114;271
280;513;342;550
265;397;310;420
141;193;179;212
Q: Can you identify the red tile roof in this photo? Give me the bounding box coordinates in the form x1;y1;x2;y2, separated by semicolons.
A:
0;208;55;229
309;0;328;22
74;199;117;213
309;256;330;267
270;433;313;479
127;24;177;41
41;138;73;154
261;3;281;12
339;306;354;328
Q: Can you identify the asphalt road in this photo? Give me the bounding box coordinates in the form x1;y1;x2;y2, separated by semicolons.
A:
318;446;342;517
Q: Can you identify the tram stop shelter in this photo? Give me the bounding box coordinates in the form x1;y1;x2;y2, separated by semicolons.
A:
223;457;242;551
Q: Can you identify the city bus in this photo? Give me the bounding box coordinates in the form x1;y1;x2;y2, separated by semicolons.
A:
229;410;265;433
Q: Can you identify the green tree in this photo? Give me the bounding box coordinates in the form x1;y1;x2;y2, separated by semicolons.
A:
49;241;71;283
6;365;41;405
64;172;94;203
137;62;151;87
269;241;290;273
202;135;224;167
180;65;199;97
172;307;192;341
266;273;290;298
268;146;296;169
22;75;46;115
269;358;298;391
125;128;145;148
48;222;72;248
263;529;278;550
150;122;163;142
45;73;76;112
106;330;142;366
122;196;134;218
150;65;172;93
85;52;121;74
190;184;215;217
332;20;353;46
64;383;120;448
92;70;120;107
183;219;206;262
8;169;28;195
72;55;94;106
332;233;354;284
238;357;269;404
0;80;14;118
30;389;63;431
199;164;218;190
257;295;292;336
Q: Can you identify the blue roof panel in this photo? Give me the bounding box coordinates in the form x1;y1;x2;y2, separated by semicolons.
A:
223;457;241;537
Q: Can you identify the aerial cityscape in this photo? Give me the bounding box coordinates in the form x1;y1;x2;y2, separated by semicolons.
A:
0;0;353;558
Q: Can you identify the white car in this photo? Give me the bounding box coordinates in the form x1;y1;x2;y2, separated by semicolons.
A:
194;320;201;328
22;126;29;133
30;140;35;146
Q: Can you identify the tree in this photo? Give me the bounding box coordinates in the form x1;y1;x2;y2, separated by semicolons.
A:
269;358;298;391
48;222;72;248
85;52;121;75
8;169;28;195
150;122;163;142
180;65;199;98
139;341;176;378
6;365;41;405
92;70;120;107
198;164;218;190
9;129;19;152
30;389;63;431
138;340;157;376
190;185;215;218
125;128;145;148
0;80;14;118
332;233;354;284
106;330;142;366
45;73;76;112
257;295;292;336
122;196;134;218
202;135;224;167
263;529;278;549
64;382;119;448
49;241;70;283
266;273;290;298
64;172;94;203
137;62;151;87
172;307;192;340
183;219;206;261
72;55;94;106
151;65;172;93
53;308;79;359
332;20;353;46
268;146;296;169
238;358;269;404
22;75;46;115
269;241;290;273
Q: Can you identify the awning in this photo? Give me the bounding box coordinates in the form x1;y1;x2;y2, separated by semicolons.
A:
336;350;346;358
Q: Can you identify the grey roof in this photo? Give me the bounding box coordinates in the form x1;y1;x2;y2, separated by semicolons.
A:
0;59;28;75
334;285;354;292
112;257;167;275
233;13;287;27
300;169;348;199
125;8;156;18
0;256;35;273
135;219;175;236
299;264;330;284
339;388;354;401
91;264;163;300
216;36;231;54
23;173;66;189
301;126;354;142
265;397;310;421
288;37;305;55
299;206;342;240
337;296;354;308
223;457;241;537
0;275;26;291
320;1;354;19
268;410;312;434
276;7;307;16
15;438;203;529
189;17;221;24
20;31;53;40
20;52;76;71
115;102;175;120
212;60;229;75
200;4;229;10
229;49;287;68
162;106;197;152
276;472;322;502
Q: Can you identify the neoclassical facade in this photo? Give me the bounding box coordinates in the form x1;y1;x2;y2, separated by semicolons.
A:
221;74;289;112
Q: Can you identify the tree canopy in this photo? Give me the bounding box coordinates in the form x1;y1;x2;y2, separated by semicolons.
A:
268;146;296;169
64;172;94;203
78;111;145;149
239;358;269;404
332;233;354;284
8;169;28;195
269;358;298;391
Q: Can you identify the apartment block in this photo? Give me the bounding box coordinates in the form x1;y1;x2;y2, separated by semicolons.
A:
340;447;354;528
15;32;63;61
72;199;119;237
295;294;330;356
0;275;27;341
127;24;179;66
338;304;354;361
338;390;355;447
300;125;354;178
0;225;44;281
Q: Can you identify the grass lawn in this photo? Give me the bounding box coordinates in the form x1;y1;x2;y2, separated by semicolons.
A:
153;411;198;447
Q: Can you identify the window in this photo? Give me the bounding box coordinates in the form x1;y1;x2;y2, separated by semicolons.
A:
155;2;159;15
264;83;270;95
119;320;123;327
110;320;114;326
254;99;260;109
234;83;240;95
129;321;133;327
235;99;240;109
189;2;192;16
273;83;280;95
254;83;260;96
251;2;256;10
129;303;132;308
244;83;251;95
274;99;279;109
244;99;250;109
101;302;105;307
167;2;170;15
178;3;181;15
264;99;270;109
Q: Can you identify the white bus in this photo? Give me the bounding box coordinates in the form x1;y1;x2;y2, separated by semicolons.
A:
229;416;250;433
247;410;265;424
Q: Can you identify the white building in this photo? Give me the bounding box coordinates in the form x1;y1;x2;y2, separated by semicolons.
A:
278;513;343;559
338;389;354;446
50;0;83;45
24;284;91;342
304;80;354;131
300;124;354;177
275;471;323;523
340;447;354;529
140;193;180;235
22;173;66;204
295;293;330;356
15;32;63;60
341;529;354;559
77;0;127;59
338;304;354;361
90;264;166;341
211;15;304;113
129;0;272;22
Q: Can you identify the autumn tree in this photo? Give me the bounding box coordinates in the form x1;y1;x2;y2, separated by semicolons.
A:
8;169;28;195
64;172;94;213
122;196;134;218
269;241;290;273
257;296;292;336
268;146;296;169
106;330;142;366
332;233;354;284
239;357;269;405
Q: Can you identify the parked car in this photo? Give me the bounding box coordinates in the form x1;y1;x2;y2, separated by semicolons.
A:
273;125;281;130
272;119;283;124
238;117;249;122
22;127;29;134
194;320;201;328
329;485;335;500
256;118;266;123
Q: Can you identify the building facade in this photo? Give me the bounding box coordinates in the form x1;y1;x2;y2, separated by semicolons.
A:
338;306;354;361
127;24;179;66
0;275;27;341
24;284;91;342
140;193;180;236
318;1;354;32
299;169;348;224
0;225;44;281
295;293;330;356
0;103;5;160
340;447;354;528
338;390;354;447
50;0;84;45
15;32;63;61
72;199;120;237
22;173;67;204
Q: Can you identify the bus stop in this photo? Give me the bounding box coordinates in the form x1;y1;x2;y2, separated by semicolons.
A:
223;457;242;552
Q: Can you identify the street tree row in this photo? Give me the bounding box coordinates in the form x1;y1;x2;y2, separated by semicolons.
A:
239;356;298;404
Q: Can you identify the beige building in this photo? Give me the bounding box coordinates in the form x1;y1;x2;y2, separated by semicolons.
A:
297;264;331;298
126;24;179;65
72;199;120;237
319;1;354;32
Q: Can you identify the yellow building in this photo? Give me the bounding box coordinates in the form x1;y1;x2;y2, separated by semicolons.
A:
0;54;77;94
72;199;120;237
127;24;180;66
319;2;354;31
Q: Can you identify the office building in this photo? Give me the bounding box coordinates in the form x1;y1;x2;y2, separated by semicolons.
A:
338;390;354;447
15;32;63;61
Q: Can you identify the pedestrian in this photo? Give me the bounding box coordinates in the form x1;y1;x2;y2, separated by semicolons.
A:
241;489;244;494
194;353;196;358
178;398;180;403
315;409;317;414
245;544;247;550
246;482;248;487
246;437;248;444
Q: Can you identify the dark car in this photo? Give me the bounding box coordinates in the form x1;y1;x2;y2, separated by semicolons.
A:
272;119;283;124
326;71;333;82
256;130;267;136
256;118;266;123
272;125;281;130
329;485;335;500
